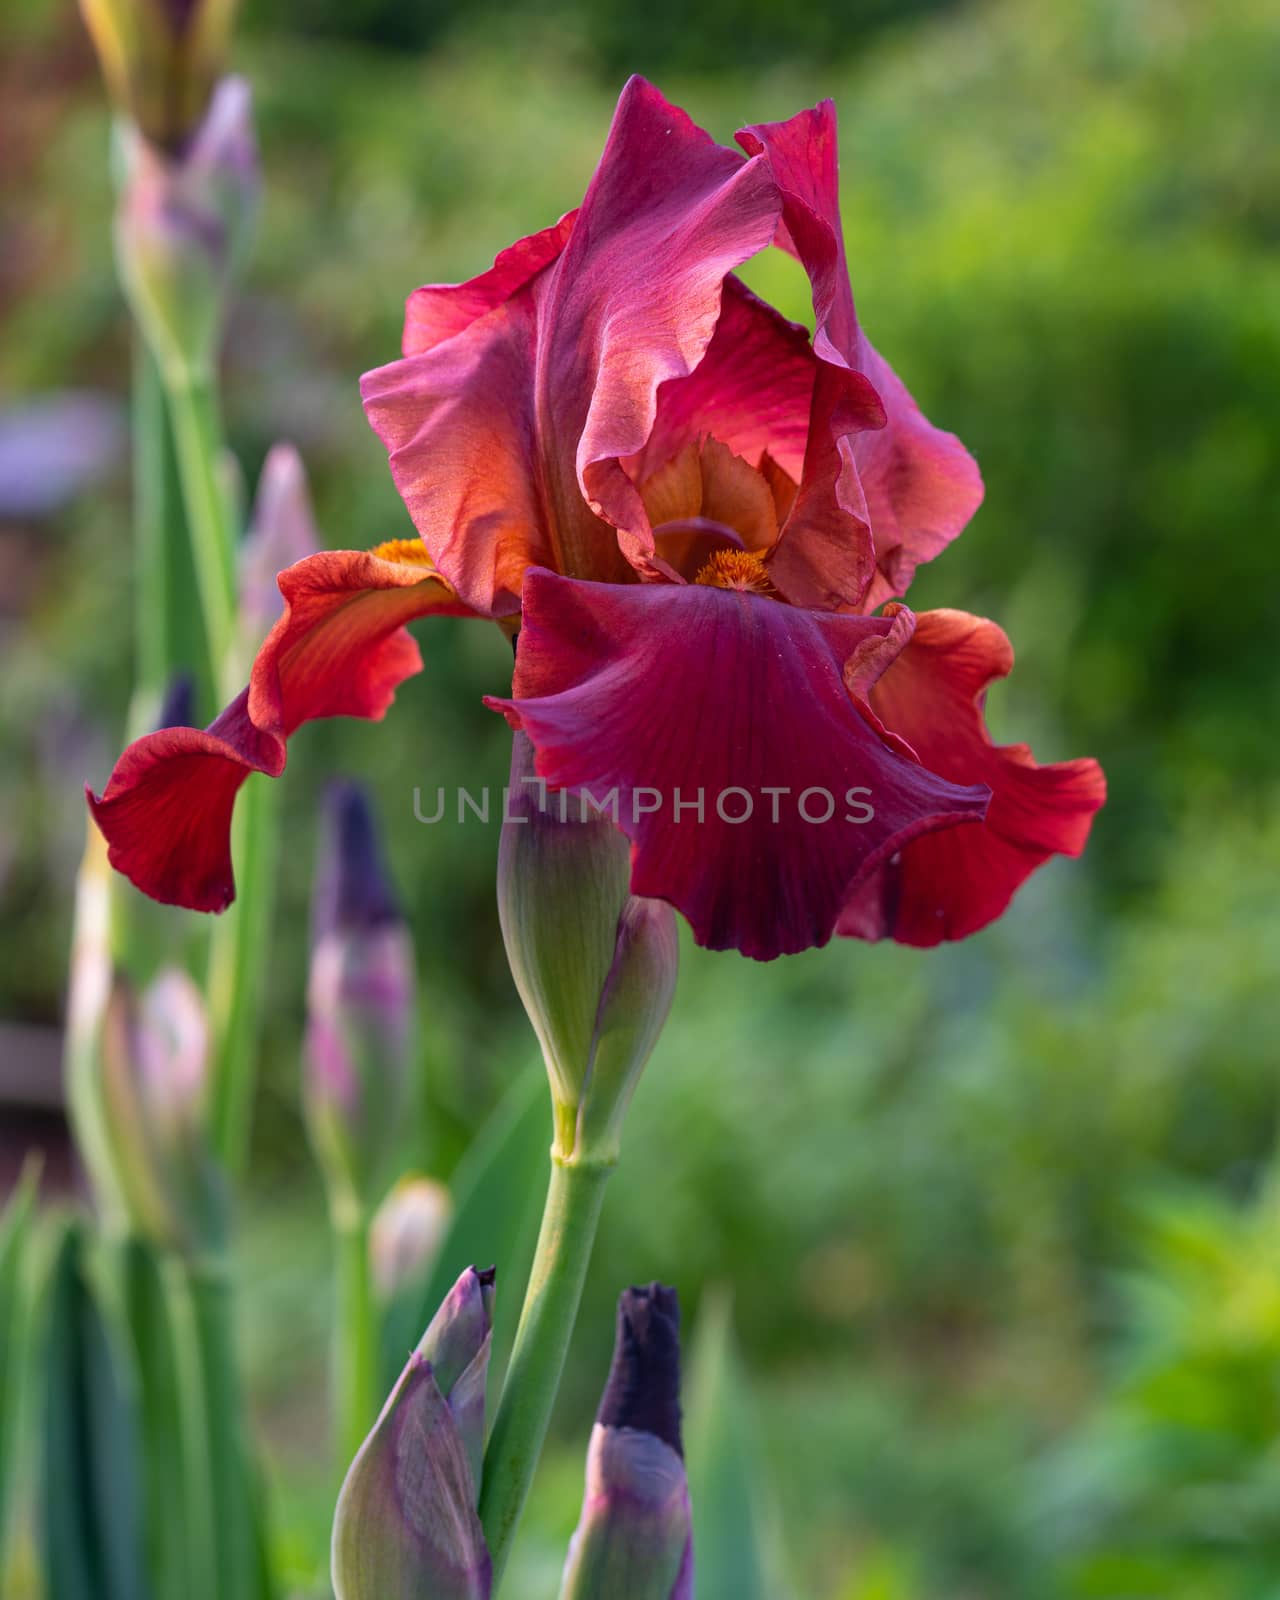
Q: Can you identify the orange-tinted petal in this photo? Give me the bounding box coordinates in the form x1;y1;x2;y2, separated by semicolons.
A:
87;548;475;912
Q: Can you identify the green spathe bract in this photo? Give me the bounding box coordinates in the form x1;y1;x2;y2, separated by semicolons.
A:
497;732;678;1162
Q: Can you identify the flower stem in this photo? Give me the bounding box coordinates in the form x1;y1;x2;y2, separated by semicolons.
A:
158;1257;218;1600
164;366;238;704
478;1155;612;1584
184;1255;256;1600
206;771;281;1174
333;1205;378;1471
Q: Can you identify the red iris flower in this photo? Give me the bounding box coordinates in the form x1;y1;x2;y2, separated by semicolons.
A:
89;79;1104;961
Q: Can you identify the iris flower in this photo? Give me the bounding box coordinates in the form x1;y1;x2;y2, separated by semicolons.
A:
89;79;1104;961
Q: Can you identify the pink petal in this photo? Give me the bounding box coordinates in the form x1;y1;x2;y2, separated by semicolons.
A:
542;77;783;579
402;210;576;356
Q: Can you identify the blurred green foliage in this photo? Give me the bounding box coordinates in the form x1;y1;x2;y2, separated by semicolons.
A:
2;0;1278;1593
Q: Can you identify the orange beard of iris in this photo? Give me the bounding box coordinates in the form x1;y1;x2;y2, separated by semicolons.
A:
693;548;774;593
369;537;438;569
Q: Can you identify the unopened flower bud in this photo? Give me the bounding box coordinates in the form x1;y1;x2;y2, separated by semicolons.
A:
239;443;321;644
305;782;415;1219
114;74;258;383
331;1266;495;1600
98;966;227;1254
560;1284;692;1600
371;1176;452;1305
79;0;238;151
156;669;196;730
498;733;678;1164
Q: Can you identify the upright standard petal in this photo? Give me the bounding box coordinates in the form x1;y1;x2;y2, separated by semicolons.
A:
536;77;782;580
738;102;984;607
839;608;1106;945
362;289;558;618
401;211;576;356
632;273;885;612
363;78;783;611
87;546;474;912
488;572;990;962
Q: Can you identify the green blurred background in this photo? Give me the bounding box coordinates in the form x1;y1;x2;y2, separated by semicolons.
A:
2;0;1279;1593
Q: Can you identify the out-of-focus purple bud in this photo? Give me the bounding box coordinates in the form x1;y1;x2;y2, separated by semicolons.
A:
0;392;125;518
238;443;321;643
79;0;239;151
305;782;415;1219
96;966;227;1254
155;670;197;731
498;733;678;1164
331;1266;495;1600
114;74;258;383
371;1176;452;1305
560;1284;693;1600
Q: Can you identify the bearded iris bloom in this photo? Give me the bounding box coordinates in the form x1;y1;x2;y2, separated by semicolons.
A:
89;79;1103;961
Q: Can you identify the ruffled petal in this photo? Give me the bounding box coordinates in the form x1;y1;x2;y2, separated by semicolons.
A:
87;547;474;912
635;276;883;610
362;286;557;618
738;103;984;607
487;571;990;961
541;77;783;580
402;210;576;356
838;608;1106;945
629;276;816;487
364;79;782;608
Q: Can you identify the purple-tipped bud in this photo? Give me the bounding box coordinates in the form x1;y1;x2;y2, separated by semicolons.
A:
371;1176;452;1304
79;0;239;151
239;443;321;642
304;782;415;1218
331;1266;494;1600
114;74;258;382
498;732;678;1163
417;1264;496;1489
560;1285;693;1600
155;670;196;731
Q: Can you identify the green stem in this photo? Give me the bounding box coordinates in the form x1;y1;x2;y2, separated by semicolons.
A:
185;1258;255;1600
164;368;238;704
478;1156;612;1584
119;1240;189;1600
128;336;212;734
160;1258;218;1600
130;336;173;720
333;1205;378;1471
206;772;281;1174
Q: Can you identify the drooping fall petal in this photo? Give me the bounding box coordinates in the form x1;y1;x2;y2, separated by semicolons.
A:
738;102;984;607
87;546;474;912
488;571;991;961
838;608;1106;945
